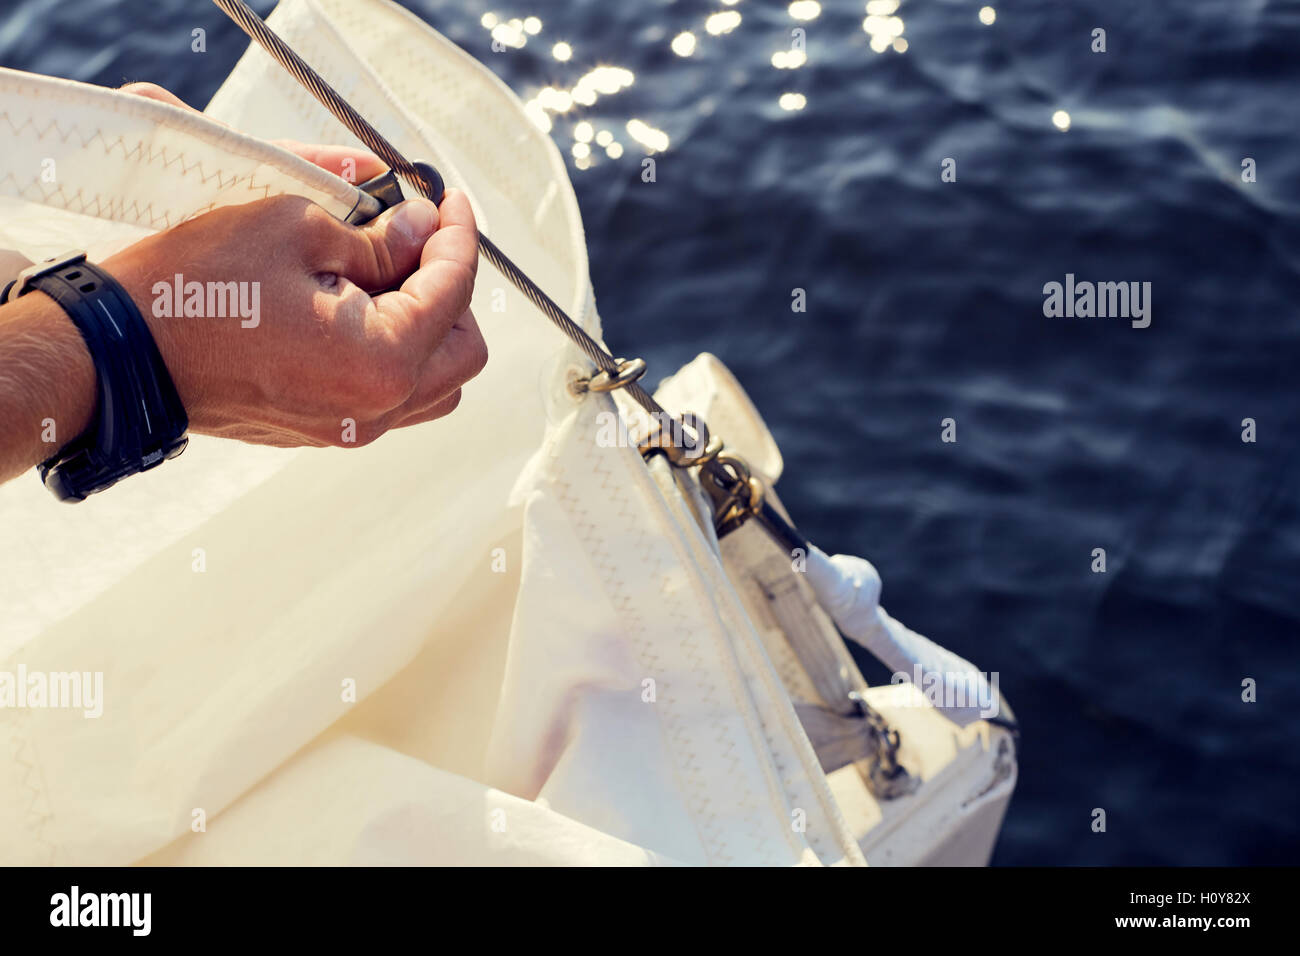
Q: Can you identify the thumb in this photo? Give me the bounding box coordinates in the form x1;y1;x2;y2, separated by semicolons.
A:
341;198;439;293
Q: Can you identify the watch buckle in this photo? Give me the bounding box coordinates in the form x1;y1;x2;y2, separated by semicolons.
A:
1;249;87;304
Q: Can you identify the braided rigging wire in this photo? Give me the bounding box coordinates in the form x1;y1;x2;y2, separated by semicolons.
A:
214;0;431;194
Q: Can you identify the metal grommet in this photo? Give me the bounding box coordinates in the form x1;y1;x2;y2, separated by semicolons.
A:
570;357;647;396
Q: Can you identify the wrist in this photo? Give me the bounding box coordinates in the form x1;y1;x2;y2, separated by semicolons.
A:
5;253;192;500
0;290;97;481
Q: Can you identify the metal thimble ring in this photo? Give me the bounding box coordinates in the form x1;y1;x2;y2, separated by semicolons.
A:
572;357;647;395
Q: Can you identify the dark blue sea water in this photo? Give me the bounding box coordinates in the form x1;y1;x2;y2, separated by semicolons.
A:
3;0;1297;865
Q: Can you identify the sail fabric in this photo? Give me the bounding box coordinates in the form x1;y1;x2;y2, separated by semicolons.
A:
0;0;863;865
0;64;364;263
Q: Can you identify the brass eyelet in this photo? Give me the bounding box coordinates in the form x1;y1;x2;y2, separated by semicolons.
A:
569;357;647;396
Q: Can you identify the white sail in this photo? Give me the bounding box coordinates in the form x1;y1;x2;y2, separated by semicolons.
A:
0;0;1014;866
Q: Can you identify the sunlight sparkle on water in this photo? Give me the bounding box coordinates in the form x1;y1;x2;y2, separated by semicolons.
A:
626;119;670;154
863;5;906;54
534;87;573;112
490;19;527;49
577;66;634;98
671;32;697;57
514;7;802;168
706;11;742;36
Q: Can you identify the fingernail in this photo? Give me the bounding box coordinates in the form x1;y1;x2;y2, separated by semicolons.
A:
390;200;436;241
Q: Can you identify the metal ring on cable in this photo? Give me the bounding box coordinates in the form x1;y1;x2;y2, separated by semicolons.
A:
688;434;725;466
638;411;724;467
569;357;647;396
665;412;718;467
698;452;757;530
641;432;724;466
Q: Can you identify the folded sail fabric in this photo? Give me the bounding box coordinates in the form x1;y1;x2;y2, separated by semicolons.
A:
0;0;867;866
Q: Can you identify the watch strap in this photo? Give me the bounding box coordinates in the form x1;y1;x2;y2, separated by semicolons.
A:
7;252;189;500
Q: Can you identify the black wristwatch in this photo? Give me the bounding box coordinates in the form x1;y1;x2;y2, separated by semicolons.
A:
1;251;189;501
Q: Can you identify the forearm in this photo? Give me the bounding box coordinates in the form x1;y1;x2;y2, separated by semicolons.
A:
0;292;96;485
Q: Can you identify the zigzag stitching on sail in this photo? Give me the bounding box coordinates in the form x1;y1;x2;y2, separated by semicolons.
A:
617;455;812;865
557;402;815;864
659;522;791;866
0;111;273;194
647;477;841;863
0;111;276;228
588;456;740;860
0;172;170;229
8;721;59;864
698;538;855;863
547;414;736;864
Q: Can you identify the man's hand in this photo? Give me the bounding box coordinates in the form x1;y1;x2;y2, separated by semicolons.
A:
104;189;484;447
110;81;486;447
0;82;485;486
